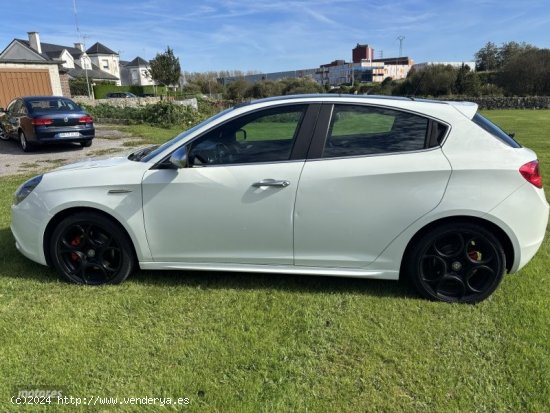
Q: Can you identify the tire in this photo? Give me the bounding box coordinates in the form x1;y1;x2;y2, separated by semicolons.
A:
19;130;32;152
405;222;506;303
81;140;92;148
0;125;9;141
49;212;135;285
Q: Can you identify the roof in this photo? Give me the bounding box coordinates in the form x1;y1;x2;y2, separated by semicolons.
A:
126;56;149;67
86;42;118;55
235;94;478;119
68;63;119;80
15;39;83;59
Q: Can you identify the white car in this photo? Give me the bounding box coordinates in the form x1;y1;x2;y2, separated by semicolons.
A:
11;95;549;303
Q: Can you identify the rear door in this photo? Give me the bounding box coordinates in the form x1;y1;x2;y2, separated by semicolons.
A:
293;103;452;268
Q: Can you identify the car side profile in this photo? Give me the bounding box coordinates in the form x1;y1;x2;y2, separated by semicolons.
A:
0;96;94;151
105;92;137;98
10;95;549;303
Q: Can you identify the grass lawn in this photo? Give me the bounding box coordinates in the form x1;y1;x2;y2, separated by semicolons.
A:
0;110;549;412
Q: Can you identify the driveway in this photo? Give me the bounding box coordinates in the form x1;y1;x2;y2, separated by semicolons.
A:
0;125;143;176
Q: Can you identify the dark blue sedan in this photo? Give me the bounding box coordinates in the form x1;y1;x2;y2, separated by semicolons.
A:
0;96;95;152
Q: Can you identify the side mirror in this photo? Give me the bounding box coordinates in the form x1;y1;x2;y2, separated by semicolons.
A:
169;146;188;169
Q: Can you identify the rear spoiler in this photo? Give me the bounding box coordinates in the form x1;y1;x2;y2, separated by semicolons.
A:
446;101;478;119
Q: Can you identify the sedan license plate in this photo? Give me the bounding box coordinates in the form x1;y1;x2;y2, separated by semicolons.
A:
58;132;80;138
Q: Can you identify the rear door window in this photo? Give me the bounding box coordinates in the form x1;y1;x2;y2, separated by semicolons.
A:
322;105;430;158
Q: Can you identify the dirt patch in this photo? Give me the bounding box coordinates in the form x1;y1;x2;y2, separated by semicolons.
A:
0;125;144;177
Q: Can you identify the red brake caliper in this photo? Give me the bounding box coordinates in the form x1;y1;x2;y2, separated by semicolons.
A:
70;237;81;261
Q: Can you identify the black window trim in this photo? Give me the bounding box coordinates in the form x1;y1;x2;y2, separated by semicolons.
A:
306;103;451;160
152;103;321;169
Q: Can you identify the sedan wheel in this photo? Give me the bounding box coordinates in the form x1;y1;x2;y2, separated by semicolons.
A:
19;131;32;152
406;223;505;303
0;125;8;141
50;212;134;285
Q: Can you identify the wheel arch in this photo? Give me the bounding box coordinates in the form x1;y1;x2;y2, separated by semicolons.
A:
43;206;139;267
400;215;515;276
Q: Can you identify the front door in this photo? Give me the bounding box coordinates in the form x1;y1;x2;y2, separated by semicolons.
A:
142;104;316;265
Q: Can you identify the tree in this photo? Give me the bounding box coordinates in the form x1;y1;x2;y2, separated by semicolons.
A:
498;48;550;95
279;78;323;95
245;80;282;98
497;41;534;67
149;46;181;89
395;65;457;96
69;76;90;96
475;41;499;71
224;79;249;101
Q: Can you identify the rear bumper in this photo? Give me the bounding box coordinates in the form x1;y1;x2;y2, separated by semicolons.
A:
33;125;95;143
488;183;549;272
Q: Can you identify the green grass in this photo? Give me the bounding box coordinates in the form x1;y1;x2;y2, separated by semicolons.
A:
111;124;183;145
0;110;549;412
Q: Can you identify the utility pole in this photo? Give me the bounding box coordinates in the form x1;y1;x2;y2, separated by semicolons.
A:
397;35;405;57
73;0;92;98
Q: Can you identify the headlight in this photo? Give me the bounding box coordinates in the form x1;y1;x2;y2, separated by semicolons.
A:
13;175;43;205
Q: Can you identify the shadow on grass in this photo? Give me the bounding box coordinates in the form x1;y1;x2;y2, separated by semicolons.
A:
134;269;418;299
0;227;418;299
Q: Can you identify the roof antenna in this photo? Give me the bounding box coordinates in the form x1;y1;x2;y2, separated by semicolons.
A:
411;67;427;98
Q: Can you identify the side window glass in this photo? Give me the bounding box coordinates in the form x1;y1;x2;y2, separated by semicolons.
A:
12;101;23;116
189;105;306;166
6;100;16;114
323;105;429;158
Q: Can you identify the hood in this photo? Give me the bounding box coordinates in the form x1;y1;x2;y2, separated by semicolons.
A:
54;155;130;172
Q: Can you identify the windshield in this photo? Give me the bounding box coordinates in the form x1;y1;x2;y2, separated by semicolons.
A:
139;107;235;162
26;98;82;112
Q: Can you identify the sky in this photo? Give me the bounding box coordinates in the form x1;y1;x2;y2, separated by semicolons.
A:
1;0;549;73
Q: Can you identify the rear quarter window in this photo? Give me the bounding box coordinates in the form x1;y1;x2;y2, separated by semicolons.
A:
472;113;521;148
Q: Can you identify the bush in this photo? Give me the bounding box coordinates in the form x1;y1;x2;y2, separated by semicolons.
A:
84;101;205;128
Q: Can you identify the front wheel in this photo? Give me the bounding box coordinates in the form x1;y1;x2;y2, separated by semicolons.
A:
49;212;135;285
405;223;505;303
0;125;9;141
81;140;92;148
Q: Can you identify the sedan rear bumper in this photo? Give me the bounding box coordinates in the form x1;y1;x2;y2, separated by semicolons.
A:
33;125;95;143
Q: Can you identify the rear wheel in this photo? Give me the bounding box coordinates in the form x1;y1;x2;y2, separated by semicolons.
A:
81;140;92;148
406;223;505;303
49;212;135;285
19;130;32;152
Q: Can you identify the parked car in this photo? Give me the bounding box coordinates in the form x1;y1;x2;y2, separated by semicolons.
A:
0;96;94;151
10;95;549;302
105;92;137;98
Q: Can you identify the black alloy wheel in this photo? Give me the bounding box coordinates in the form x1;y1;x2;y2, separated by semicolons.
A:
407;223;505;303
50;212;134;285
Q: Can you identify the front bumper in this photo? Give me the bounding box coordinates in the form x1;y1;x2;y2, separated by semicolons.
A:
11;194;50;266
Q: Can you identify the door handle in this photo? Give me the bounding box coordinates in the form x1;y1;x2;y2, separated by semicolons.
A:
252;179;290;188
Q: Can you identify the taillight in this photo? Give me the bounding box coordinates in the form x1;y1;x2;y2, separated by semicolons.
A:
79;115;93;124
32;118;53;126
519;160;543;188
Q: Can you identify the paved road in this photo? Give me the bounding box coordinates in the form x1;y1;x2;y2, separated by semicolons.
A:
0;125;142;176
